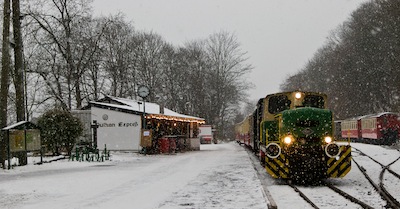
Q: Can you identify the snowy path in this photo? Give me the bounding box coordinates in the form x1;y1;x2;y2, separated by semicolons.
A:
0;143;267;209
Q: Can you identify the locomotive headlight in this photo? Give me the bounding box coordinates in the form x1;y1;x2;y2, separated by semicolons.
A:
324;136;332;144
284;135;294;144
295;92;302;99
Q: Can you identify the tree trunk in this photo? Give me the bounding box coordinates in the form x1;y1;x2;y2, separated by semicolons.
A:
12;0;25;121
12;0;27;166
0;0;11;169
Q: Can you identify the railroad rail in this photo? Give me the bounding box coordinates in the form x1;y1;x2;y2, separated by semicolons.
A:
324;182;374;209
287;182;319;209
352;147;400;208
286;180;373;209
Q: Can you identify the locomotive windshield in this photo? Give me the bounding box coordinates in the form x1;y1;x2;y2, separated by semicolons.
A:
268;95;291;114
303;95;325;108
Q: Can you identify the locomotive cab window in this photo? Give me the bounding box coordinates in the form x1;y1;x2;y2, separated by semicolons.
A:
303;95;325;108
268;95;291;114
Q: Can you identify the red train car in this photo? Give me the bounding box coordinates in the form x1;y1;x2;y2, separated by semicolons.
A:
341;116;363;140
360;112;400;145
340;112;400;145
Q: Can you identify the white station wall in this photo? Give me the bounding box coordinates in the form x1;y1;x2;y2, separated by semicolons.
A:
92;107;142;151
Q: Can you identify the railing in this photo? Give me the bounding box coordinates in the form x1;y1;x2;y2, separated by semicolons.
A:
70;145;110;162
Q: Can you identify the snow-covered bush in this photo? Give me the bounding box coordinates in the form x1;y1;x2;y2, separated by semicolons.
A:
37;109;83;156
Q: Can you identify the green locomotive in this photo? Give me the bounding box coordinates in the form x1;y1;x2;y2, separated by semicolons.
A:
236;91;351;183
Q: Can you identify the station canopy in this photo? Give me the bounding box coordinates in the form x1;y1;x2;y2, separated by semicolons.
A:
89;96;205;124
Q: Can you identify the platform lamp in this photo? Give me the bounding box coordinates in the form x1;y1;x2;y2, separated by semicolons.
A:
137;85;150;129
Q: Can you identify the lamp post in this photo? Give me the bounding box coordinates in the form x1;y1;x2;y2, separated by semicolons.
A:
137;101;146;129
143;100;146;129
185;102;191;138
91;120;99;149
137;85;150;129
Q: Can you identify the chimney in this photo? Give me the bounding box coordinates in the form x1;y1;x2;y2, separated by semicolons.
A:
159;104;164;114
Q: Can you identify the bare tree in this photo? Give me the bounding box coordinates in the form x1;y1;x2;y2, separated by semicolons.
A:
28;0;101;110
158;43;183;111
133;31;167;102
175;41;210;117
99;14;135;98
80;18;109;103
204;31;252;139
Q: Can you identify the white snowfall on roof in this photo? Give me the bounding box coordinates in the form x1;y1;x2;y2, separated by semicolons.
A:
90;96;204;121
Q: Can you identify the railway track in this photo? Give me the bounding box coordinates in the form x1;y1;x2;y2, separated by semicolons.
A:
287;181;374;209
352;147;400;208
245;145;371;208
287;182;319;209
324;183;374;209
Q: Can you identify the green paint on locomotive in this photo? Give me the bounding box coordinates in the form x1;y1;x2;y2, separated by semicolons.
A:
261;120;278;144
280;107;333;147
279;107;334;182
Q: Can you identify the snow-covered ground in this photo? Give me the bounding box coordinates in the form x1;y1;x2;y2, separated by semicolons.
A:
1;142;399;209
0;142;267;209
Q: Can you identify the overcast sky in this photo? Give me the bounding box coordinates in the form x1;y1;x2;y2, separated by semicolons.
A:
91;0;369;101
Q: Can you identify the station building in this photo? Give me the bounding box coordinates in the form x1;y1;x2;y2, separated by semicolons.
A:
73;96;205;151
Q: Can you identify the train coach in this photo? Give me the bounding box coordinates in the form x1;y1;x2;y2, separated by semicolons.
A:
235;91;352;183
340;116;363;140
340;112;400;145
235;115;251;147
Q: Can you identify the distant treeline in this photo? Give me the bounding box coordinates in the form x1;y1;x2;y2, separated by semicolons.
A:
280;0;400;120
0;1;253;140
